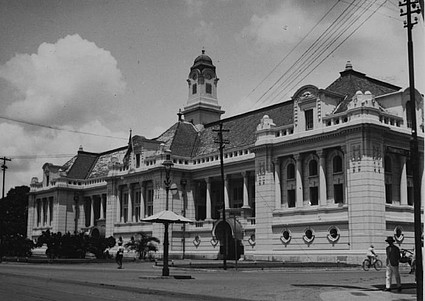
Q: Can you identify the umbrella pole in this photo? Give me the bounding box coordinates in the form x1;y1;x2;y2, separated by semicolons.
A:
162;222;169;276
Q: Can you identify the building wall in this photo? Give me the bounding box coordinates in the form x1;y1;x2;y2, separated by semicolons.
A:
27;84;423;264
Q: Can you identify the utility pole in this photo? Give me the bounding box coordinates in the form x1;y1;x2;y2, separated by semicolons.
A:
0;157;11;262
1;157;11;199
399;1;423;299
213;123;229;270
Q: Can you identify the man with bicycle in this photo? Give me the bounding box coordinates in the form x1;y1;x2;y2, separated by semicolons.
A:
366;244;377;266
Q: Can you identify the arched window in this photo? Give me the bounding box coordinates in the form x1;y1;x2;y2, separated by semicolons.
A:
384;156;392;173
287;163;295;179
309;159;318;176
333;155;342;173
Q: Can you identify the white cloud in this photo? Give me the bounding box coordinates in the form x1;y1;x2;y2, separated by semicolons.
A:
0;34;128;192
1;118;128;192
240;2;311;49
0;34;126;127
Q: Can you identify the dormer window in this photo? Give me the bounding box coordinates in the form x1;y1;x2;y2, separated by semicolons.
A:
192;84;197;94
206;83;212;94
136;154;140;168
305;109;313;130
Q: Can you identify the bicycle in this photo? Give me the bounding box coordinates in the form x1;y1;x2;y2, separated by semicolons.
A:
362;256;383;271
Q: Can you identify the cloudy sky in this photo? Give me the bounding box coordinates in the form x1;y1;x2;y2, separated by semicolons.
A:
0;0;424;193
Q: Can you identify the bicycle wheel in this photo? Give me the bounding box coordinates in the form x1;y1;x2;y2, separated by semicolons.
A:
362;259;370;271
374;259;383;271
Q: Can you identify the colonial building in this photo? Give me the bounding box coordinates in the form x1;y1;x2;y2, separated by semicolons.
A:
28;52;424;263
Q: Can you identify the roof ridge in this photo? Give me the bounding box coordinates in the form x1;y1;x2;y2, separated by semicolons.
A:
204;99;294;129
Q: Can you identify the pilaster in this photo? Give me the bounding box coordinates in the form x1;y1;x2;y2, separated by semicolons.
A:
254;147;275;253
347;137;386;251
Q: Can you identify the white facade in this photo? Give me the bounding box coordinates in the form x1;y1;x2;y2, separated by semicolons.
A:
28;54;424;263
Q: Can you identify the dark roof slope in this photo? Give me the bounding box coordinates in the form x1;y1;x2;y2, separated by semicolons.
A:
66;152;99;179
87;147;127;179
170;122;199;157
326;65;401;113
194;100;294;157
154;123;179;150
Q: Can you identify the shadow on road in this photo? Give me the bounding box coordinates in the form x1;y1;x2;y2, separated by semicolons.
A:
292;284;375;290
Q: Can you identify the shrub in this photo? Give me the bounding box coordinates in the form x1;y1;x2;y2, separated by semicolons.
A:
36;230;115;259
125;233;160;260
2;234;34;257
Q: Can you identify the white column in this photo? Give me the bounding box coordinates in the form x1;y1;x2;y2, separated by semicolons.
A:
42;199;46;226
206;178;212;220
90;196;95;226
400;156;408;205
140;183;145;218
100;195;105;219
46;198;51;226
242;171;250;209
273;160;281;209
128;184;133;223
224;176;230;209
318;150;327;206
117;187;122;223
341;146;347;204
295;154;304;207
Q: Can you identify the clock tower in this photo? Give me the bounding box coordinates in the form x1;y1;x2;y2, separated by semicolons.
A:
182;50;224;125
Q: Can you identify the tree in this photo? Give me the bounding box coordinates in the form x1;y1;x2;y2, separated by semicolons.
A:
0;186;33;258
125;232;160;260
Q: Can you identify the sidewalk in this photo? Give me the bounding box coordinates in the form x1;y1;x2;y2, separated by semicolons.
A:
1;258;418;301
155;259;418;301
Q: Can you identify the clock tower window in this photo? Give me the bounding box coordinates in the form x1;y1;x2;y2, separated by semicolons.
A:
192;84;197;94
206;83;212;94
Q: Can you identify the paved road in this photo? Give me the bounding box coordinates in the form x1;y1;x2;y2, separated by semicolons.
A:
0;261;417;301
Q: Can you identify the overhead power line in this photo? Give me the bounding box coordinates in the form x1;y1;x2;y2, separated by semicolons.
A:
253;0;386;107
281;0;387;100
5;154;75;160
255;0;361;106
273;0;377;101
245;0;341;104
0;115;127;140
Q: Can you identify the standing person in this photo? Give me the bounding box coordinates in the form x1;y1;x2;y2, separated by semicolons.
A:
385;236;401;292
116;241;125;269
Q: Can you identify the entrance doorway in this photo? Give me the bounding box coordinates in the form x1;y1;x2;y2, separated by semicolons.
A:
213;218;244;260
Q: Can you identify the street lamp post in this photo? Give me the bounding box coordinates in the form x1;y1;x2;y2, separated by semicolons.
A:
162;150;173;277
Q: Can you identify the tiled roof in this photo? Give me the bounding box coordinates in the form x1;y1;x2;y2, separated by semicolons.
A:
169;122;199;157
194;100;294;157
62;156;77;173
66;152;99;179
326;68;401;113
87;148;127;179
154;123;179;150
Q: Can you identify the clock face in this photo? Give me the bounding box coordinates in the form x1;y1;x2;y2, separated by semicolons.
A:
205;73;212;80
191;73;197;80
